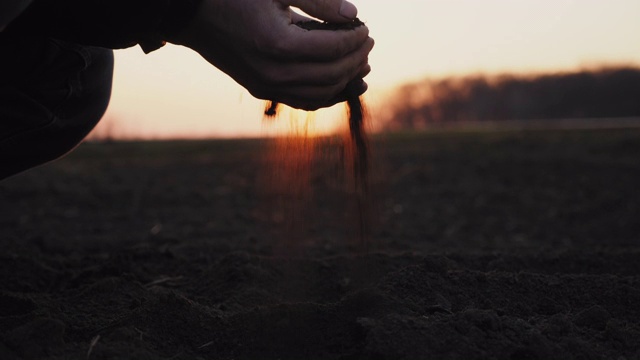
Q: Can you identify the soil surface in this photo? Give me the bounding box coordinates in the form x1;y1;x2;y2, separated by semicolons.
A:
2;128;640;359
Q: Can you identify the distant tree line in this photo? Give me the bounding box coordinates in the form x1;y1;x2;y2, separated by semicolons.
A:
381;66;640;130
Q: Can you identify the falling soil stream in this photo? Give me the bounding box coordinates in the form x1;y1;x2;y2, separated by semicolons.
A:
264;19;371;246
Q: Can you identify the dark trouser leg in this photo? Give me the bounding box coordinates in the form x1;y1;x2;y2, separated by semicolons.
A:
0;35;114;180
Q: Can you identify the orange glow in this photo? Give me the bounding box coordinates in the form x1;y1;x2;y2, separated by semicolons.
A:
260;103;348;139
255;109;320;253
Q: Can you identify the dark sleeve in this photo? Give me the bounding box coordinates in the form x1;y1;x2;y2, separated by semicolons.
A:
4;0;203;53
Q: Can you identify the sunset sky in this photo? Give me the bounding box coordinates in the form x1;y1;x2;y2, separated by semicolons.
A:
93;0;640;139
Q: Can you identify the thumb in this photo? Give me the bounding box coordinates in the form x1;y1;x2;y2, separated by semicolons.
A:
281;0;358;23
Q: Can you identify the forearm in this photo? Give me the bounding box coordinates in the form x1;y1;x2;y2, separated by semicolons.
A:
0;0;33;31
3;0;201;52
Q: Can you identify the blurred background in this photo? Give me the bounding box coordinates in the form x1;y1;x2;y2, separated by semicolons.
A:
88;0;640;140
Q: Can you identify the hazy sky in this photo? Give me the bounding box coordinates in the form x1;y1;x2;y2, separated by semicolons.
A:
94;0;640;139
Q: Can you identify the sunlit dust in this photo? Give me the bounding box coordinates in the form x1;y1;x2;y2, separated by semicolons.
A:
258;108;320;254
258;92;376;252
260;105;346;139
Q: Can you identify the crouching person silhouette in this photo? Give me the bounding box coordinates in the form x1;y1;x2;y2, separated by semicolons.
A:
0;0;374;180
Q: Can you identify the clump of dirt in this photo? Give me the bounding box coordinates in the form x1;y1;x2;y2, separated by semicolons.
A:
264;18;371;245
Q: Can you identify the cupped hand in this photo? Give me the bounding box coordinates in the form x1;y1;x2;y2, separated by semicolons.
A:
169;0;374;111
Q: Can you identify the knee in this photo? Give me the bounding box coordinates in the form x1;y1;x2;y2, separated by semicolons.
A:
89;47;114;119
37;46;114;162
0;43;114;180
62;46;114;135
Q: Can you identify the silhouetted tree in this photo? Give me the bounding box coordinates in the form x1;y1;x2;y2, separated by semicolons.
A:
381;67;640;130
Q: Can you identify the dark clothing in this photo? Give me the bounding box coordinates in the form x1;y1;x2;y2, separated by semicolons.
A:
4;0;203;53
1;0;202;179
0;35;113;180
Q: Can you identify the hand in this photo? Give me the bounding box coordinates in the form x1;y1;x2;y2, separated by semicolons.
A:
169;0;374;111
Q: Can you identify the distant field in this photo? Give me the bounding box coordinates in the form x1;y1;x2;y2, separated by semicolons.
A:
3;126;640;251
2;127;640;359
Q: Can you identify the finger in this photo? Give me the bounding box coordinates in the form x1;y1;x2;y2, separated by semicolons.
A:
298;79;369;109
278;0;366;61
252;72;369;111
252;37;374;86
283;23;370;62
280;0;358;23
250;82;339;110
290;10;313;24
327;79;368;105
197;36;369;110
